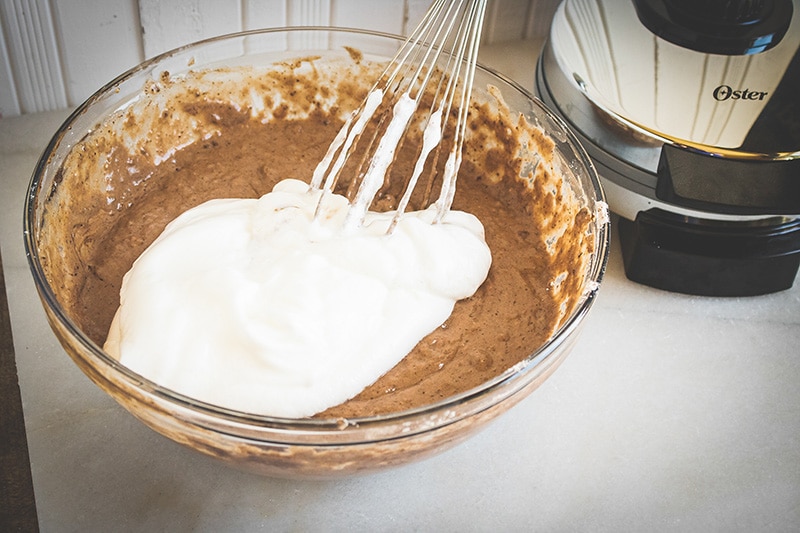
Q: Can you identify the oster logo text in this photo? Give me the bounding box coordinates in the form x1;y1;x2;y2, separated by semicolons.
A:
713;85;769;101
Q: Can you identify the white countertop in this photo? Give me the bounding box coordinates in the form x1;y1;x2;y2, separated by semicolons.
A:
2;40;799;532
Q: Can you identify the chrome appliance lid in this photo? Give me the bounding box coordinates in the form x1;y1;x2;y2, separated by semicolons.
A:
538;0;800;218
546;0;799;157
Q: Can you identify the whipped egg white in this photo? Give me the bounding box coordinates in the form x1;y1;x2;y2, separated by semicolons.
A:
104;178;491;417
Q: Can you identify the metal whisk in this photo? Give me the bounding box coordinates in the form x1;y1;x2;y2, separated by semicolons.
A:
309;0;488;232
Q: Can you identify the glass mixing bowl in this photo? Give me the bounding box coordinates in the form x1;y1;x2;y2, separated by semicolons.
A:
24;27;609;478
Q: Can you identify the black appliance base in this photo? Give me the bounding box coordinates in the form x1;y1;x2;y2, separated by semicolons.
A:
618;210;800;297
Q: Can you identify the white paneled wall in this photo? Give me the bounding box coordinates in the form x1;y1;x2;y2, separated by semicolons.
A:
0;0;559;117
1;0;142;117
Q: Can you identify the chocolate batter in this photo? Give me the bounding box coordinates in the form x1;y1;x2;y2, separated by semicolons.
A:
38;54;596;418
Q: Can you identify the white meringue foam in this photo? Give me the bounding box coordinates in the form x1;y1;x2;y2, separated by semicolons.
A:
104;178;491;417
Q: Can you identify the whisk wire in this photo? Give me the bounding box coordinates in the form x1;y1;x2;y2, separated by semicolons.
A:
311;0;487;232
435;0;487;221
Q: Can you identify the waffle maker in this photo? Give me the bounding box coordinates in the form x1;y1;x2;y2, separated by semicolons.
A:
536;0;800;296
